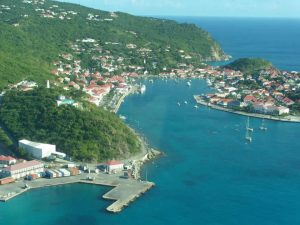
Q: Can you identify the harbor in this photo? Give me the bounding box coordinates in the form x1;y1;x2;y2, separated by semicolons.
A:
0;172;154;213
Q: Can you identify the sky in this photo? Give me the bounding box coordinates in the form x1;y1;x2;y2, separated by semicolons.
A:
58;0;300;18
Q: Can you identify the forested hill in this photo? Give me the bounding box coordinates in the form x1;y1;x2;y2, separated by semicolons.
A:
0;88;141;161
0;0;227;89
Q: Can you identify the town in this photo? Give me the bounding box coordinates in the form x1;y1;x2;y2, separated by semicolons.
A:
193;66;300;120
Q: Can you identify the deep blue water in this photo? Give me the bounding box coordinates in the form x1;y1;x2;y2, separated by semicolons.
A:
1;18;300;225
167;17;300;71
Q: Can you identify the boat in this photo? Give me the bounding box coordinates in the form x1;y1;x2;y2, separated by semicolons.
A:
206;79;212;86
187;81;191;87
119;115;126;120
245;117;253;142
177;102;181;106
184;101;188;104
259;118;267;131
194;105;199;109
140;84;146;94
246;117;254;132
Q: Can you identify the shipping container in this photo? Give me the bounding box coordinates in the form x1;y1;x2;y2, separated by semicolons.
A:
59;169;70;177
0;177;15;185
68;167;79;176
46;170;57;178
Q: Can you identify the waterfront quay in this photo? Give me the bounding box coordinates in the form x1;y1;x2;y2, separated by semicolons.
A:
0;172;154;213
194;95;300;123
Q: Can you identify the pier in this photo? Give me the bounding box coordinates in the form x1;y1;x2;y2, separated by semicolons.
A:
0;173;154;213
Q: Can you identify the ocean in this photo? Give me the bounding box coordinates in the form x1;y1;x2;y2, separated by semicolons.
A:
1;17;300;225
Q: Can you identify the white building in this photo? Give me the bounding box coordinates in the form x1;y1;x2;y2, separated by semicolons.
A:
0;160;44;179
277;106;290;115
105;160;124;173
19;139;66;159
0;155;17;165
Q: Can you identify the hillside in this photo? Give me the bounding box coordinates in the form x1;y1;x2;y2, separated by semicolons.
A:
0;88;141;161
224;58;272;74
0;0;227;90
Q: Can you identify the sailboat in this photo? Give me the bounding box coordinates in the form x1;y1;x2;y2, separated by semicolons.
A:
245;117;253;142
259;118;267;131
246;117;254;132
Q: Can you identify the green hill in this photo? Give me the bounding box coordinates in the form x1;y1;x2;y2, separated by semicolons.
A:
224;58;272;74
0;88;140;161
0;0;227;90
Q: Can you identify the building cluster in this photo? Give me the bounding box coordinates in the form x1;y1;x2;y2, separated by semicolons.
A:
200;67;300;116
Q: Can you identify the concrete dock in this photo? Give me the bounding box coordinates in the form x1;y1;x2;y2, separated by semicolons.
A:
0;173;154;213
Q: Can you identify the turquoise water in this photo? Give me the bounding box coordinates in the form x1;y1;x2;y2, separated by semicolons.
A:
1;18;300;225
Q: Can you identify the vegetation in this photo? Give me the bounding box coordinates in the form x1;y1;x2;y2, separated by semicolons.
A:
0;0;226;90
0;88;141;161
0;127;13;148
224;58;272;74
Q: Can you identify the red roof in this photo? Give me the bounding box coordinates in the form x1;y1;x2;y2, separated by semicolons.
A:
0;155;16;162
3;160;43;172
106;160;123;166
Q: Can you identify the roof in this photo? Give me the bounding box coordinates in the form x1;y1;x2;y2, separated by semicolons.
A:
0;155;16;161
106;160;123;166
19;139;55;149
2;160;44;172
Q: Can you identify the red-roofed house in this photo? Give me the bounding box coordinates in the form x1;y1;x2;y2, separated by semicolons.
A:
0;160;44;179
0;155;16;165
105;160;124;173
244;95;257;105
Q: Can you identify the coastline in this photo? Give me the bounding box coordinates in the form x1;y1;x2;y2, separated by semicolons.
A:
194;95;300;123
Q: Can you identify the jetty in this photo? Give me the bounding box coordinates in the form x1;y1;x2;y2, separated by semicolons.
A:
0;173;154;213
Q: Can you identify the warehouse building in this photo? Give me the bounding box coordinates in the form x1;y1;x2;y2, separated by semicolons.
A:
0;160;44;179
18;139;66;159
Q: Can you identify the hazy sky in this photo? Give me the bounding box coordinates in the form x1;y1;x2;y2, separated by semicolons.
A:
58;0;300;18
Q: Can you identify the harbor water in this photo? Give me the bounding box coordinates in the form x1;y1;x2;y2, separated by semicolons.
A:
1;17;300;225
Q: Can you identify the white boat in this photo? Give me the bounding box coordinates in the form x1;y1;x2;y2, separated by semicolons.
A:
187;81;191;86
206;79;212;86
194;105;199;109
246;117;254;132
184;101;188;104
259;118;267;131
140;84;146;94
177;102;181;106
245;117;253;142
119;115;126;120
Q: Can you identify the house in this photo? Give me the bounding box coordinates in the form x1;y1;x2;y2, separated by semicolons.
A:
0;160;44;179
277;106;290;115
244;95;257;105
0;155;17;166
19;140;66;159
105;160;124;173
217;99;234;107
227;100;242;109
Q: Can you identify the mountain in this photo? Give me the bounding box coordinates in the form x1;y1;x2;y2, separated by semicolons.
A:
224;58;273;74
0;0;227;90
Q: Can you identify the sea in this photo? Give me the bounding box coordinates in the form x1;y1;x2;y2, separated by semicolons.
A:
1;17;300;225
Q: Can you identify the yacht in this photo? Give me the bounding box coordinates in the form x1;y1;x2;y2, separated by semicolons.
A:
259;118;267;131
140;84;146;94
245;117;253;142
